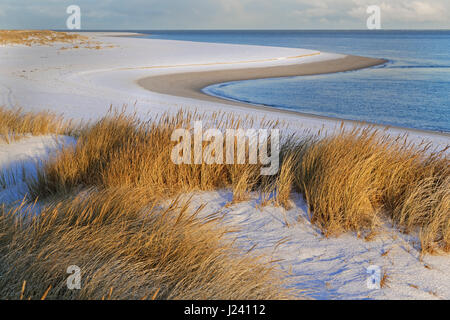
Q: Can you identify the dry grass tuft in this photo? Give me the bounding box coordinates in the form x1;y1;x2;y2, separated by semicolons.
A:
0;106;76;143
0;187;292;299
1;105;448;301
27;109;280;202
25;110;449;253
1;106;449;299
293;127;449;252
380;271;390;289
0;30;107;49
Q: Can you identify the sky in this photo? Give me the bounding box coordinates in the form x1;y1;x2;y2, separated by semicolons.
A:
0;0;449;30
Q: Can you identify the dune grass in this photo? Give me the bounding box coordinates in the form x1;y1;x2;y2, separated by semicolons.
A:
0;30;109;49
292;128;449;253
1;107;449;299
26;109;449;253
0;106;76;143
0;30;88;46
0;109;294;299
0;187;292;300
27;109;281;202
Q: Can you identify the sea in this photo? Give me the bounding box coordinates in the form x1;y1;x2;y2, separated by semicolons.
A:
131;30;450;133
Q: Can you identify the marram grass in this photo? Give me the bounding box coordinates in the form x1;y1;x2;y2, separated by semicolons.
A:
0;188;293;300
24;108;450;253
0;106;449;299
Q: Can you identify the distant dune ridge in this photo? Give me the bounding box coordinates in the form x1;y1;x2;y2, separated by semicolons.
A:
0;30;110;49
0;30;88;46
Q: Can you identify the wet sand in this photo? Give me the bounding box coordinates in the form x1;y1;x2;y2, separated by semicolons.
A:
138;55;385;109
137;54;449;139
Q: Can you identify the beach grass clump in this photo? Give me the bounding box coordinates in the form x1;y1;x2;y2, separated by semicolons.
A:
0;187;291;300
25;109;449;252
10;107;448;254
293;127;449;252
0;106;75;143
27;109;280;202
395;172;449;253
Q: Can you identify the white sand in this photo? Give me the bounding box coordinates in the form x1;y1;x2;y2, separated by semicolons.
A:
0;135;75;203
0;34;339;119
174;191;450;300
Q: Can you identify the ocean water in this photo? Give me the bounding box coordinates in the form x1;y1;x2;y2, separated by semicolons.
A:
134;31;450;133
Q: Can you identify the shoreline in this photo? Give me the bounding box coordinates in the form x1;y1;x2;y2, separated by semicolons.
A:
137;55;449;139
1;30;448;142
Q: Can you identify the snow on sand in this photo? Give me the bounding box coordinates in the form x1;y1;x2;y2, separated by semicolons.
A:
0;135;76;204
175;191;450;300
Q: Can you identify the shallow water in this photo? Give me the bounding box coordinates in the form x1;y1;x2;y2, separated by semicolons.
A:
135;30;450;133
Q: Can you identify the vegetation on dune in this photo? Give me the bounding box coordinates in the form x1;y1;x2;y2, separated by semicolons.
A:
0;105;448;299
0;107;294;300
27;109;284;203
0;107;77;143
0;30;87;46
0;187;292;300
0;30;110;49
292;128;449;253
26;108;450;253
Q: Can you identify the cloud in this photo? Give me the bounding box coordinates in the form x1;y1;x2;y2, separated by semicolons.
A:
0;0;448;29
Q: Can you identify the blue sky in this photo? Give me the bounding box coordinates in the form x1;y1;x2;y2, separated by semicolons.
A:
0;0;449;30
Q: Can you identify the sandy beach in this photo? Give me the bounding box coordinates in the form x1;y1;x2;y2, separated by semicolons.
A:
138;55;386;108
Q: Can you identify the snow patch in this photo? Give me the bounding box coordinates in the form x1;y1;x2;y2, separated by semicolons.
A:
168;190;450;300
0;135;76;203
